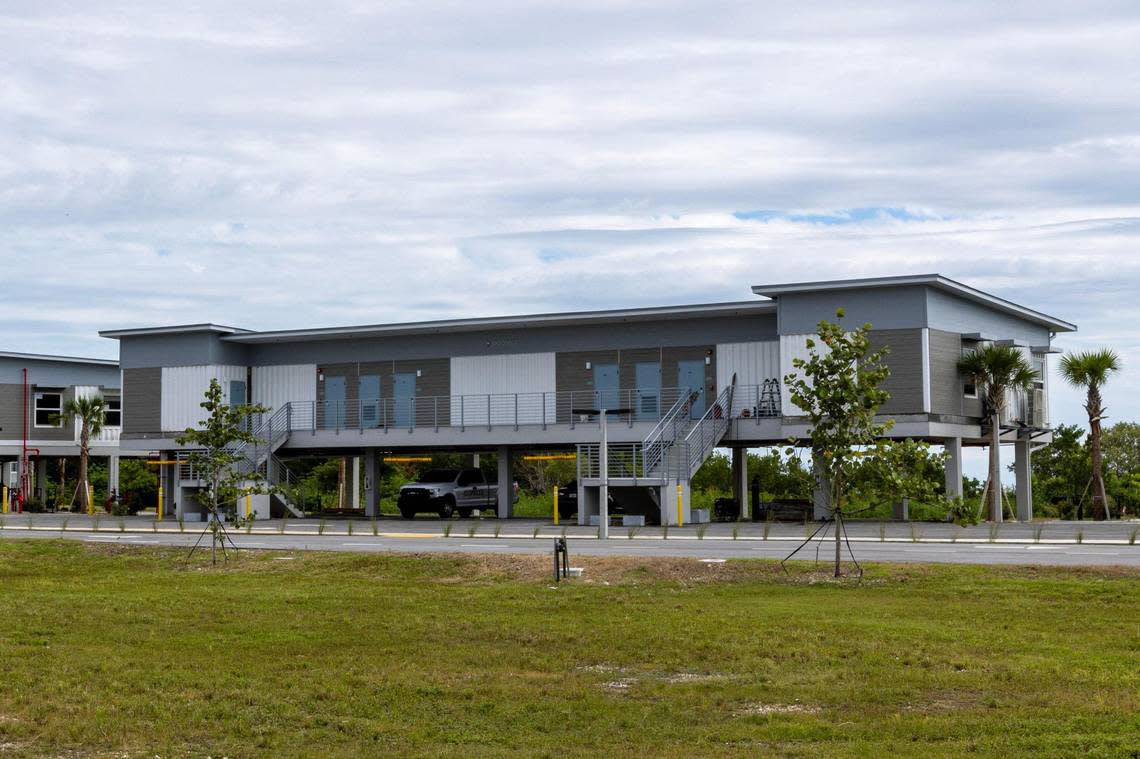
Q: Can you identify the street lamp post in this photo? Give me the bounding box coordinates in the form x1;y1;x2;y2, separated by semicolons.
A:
572;406;630;540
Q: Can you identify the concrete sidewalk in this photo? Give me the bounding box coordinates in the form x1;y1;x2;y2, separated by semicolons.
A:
2;512;1137;545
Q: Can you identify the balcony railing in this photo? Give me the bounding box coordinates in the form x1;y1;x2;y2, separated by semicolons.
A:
288;387;700;433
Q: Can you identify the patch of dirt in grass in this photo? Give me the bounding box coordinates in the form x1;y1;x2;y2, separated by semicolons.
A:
733;702;820;717
904;691;983;713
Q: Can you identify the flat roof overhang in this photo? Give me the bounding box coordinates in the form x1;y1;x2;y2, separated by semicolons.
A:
218;301;776;344
751;273;1077;333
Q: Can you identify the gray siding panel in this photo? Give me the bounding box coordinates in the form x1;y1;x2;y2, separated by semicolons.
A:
867;329;924;416
122;368;162;435
241;314;776;367
929;329;983;418
926;289;1052;345
0;357;119;388
777;287;928;334
0;384;25;441
118;333;251;370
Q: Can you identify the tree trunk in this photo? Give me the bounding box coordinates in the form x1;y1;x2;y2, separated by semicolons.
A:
1088;386;1108;520
989;412;1003;522
79;424;90;513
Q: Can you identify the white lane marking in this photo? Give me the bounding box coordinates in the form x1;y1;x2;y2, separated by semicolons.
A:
699;558;726;564
1067;551;1120;556
342;542;386;547
460;543;513;549
1026;545;1067;551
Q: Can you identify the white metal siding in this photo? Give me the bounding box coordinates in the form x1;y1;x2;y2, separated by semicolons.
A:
252;364;317;412
450;353;556;426
780;334;829;415
715;341;779;391
72;385;121;443
161;365;246;431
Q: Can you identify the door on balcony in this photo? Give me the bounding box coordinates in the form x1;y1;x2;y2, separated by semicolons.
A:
635;362;661;421
394;373;416;427
359;375;380;428
323;376;346;429
677;360;706;419
593;363;619;411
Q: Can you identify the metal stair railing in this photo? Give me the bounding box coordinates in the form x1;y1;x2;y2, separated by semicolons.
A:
683;383;736;478
641;392;697;476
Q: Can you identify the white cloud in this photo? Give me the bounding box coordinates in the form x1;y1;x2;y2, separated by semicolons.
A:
2;0;1140;453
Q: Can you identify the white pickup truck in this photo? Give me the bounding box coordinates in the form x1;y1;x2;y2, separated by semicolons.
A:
397;468;517;519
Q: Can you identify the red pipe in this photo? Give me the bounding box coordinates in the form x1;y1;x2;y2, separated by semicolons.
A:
20;367;27;511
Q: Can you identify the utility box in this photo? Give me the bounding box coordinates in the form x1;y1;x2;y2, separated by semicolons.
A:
893;496;910;521
690;508;711;524
621;515;645;527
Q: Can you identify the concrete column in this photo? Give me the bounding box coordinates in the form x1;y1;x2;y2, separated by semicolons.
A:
943;438;963;500
349;456;361;509
732;447;749;519
1014;437;1033;522
812;454;832;520
364;449;380;518
496;446;513;519
107;455;120;498
659;480;691;526
35;458;47;502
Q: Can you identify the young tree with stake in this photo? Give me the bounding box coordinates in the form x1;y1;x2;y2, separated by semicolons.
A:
54;395;106;513
783;309;893;578
177;379;269;563
1060;349;1121;520
957;345;1038;522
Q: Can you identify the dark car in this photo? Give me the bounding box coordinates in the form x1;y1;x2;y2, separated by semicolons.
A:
557;480;618;521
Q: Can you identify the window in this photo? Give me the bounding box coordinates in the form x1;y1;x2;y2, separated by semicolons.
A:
34;391;63;427
961;342;979;399
104;397;122;427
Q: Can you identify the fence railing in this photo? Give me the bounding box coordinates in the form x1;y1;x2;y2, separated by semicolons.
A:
288;387;693;433
684;383;736;477
576;441;691;481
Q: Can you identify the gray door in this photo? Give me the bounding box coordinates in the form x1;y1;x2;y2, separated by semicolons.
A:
228;380;247;407
593;363;620;411
359;375;380;428
634;362;661;421
677;360;706;419
394;373;416;427
323;376;346;429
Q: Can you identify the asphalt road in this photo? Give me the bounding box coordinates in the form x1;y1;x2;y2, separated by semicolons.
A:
3;525;1138;567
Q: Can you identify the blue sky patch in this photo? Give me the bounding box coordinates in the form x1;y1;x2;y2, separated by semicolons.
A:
734;207;935;224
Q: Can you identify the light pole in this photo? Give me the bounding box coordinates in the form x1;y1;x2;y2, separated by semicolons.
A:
573;406;630;540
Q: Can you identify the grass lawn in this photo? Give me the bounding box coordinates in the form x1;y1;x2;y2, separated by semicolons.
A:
0;541;1137;758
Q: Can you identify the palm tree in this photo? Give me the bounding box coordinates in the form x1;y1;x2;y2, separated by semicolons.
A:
1060;350;1121;520
55;395;106;512
958;345;1038;522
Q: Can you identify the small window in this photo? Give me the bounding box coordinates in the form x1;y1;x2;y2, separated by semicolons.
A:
34;391;63;427
104;397;122;427
961;343;979;399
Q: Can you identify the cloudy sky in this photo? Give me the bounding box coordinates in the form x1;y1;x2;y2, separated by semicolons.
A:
3;0;1139;438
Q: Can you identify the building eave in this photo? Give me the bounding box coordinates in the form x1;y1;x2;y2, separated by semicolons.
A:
220;301;776;344
0;351;118;367
751;273;1077;333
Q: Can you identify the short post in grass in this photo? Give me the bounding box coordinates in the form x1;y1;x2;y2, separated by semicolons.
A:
552;485;559;527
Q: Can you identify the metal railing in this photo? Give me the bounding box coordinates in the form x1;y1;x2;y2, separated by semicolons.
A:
728;380;782;421
683;383;736;477
288;387;691;434
641;392;697;477
576;441;691;481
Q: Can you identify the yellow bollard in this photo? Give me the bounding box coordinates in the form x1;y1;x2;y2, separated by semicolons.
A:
246;493;252;519
157;486;164;521
88;485;95;516
2;485;8;514
676;483;683;528
552;485;559;526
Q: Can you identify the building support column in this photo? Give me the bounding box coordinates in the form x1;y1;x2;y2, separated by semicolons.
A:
943;438;963;500
1014;437;1033;522
107;455;120;498
349;456;361;509
732;447;749;519
364;449;380;518
812;454;832;520
496;446;513;519
35;458;48;502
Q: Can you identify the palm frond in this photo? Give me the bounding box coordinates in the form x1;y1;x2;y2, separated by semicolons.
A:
1060;349;1121;389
